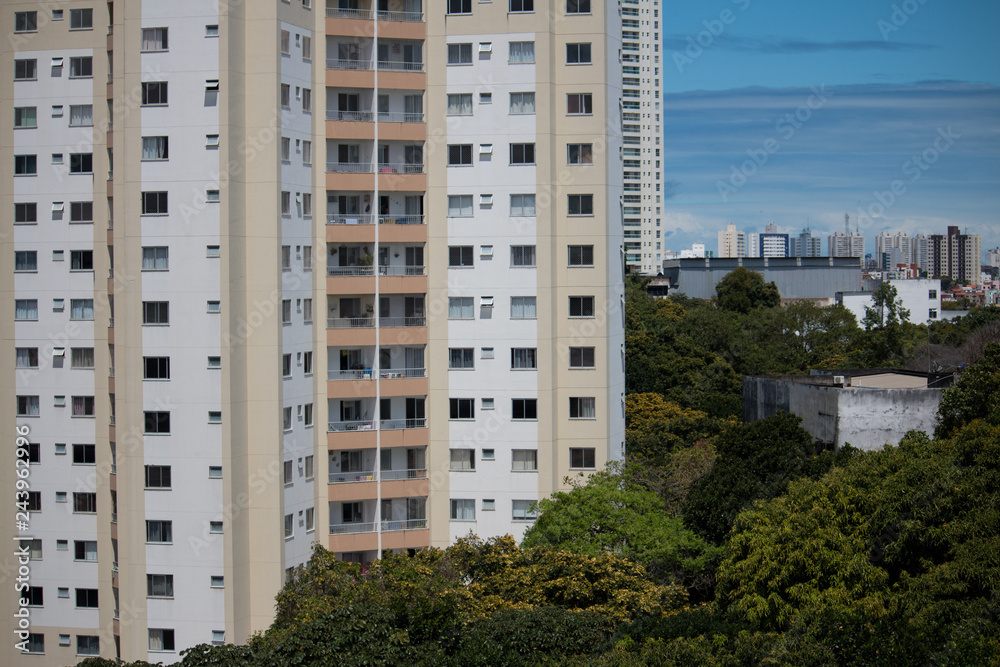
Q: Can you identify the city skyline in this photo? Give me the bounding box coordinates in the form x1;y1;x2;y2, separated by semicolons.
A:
658;0;1000;265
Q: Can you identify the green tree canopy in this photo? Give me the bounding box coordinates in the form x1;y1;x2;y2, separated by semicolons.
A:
714;266;781;314
935;341;1000;438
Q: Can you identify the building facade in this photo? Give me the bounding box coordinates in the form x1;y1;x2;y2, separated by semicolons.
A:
2;1;625;663
620;0;663;275
828;230;865;258
791;228;822;257
929;225;982;284
717;223;746;258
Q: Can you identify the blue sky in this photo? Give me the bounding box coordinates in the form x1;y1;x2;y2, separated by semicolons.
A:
660;0;1000;259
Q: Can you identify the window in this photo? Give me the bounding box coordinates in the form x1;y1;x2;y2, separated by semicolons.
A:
282;353;292;377
282;299;292;324
283;407;293;431
69;153;93;174
72;444;96;465
70;250;94;271
509;41;535;63
569;398;596;420
512;399;537;420
74;541;98;561
512;449;537;471
450;398;475;420
568;245;594;266
566;0;590;13
447;195;473;217
149;629;175;652
280;191;291;216
15;203;37;223
567;143;593;164
449;348;474;369
210;521;223;533
450;449;475;470
512;500;538;520
146;520;173;543
209;466;223;478
509;92;535;114
142;191;168;215
71;201;94;222
70;8;94;29
147;574;173;598
303;298;313;323
451;499;475;520
23;539;42;560
566;43;592;64
211;574;224;587
447;0;472;14
17;396;39;416
145;465;171;489
510;143;535;164
280;84;290;108
14;11;37;32
69;104;94;127
303;193;312;217
511;348;537;369
480;92;492;104
510;0;533;11
449;297;474;319
284;514;294;538
73;492;97;513
69;300;94;321
303;351;313;374
25;634;44;654
16;348;39;368
142;82;168;106
69;57;93;78
305;507;315;531
280;137;290;162
929;290;938;299
482;347;494;359
15;251;37;272
567;93;593;114
143;301;169;324
280;29;290;55
302;35;312;60
141;26;168;51
144;411;171;434
447;93;473;116
14;107;36;128
14;155;37;175
15;300;38;321
568;194;594;215
449;246;474;267
929;308;938;319
27;492;41;512
511;245;536;267
510;296;537;319
24;586;43;606
302;140;312;165
78;636;100;656
569;347;595;368
142;136;168;161
448;43;473;64
142;246;169;270
448;144;473;165
569;296;595;317
14;59;37;80
76;588;99;608
71;348;95;369
143;357;170;380
302;88;312;112
510;194;535;216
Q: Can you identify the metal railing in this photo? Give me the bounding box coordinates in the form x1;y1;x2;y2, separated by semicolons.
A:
379;265;425;276
380;468;428;481
376;10;423;22
377;60;424;72
326;58;372;70
326;7;374;19
327;110;375;122
329;521;375;535
329;369;370;380
329;419;376;432
327;162;374;173
376;162;424;174
377;112;425;123
327;316;375;328
327;214;374;225
380;417;426;430
378;214;424;225
379;367;425;379
381;518;427;531
329;470;375;483
378;316;425;327
328;367;424;380
327;265;376;276
328;519;426;534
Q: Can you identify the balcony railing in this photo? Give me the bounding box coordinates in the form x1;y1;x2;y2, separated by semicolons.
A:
327;162;374;173
330;470;375;483
326;7;374;19
380;367;425;379
378;112;425;123
380;265;425;276
327;110;375;122
328;316;374;329
328;265;376;276
378;214;424;225
329;419;376;432
330;521;375;535
380;468;428;481
328;367;425;380
380;417;426;430
376;10;423;22
380;518;427;531
377;60;424;72
329;519;427;534
327;214;374;225
376;162;424;174
327;58;373;70
379;316;425;327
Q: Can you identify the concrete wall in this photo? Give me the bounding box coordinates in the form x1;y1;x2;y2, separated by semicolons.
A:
744;376;944;451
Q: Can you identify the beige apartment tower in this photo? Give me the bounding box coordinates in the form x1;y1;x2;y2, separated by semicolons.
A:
2;1;624;663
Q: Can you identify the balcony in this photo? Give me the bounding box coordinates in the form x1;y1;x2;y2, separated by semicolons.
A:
328;214;375;225
380;418;426;430
329;467;426;483
376;60;423;72
326;3;425;42
330;470;375;483
327;58;373;70
328;367;425;380
328;317;375;329
327;110;375;122
329;419;376;432
329;519;427;535
328;265;376;277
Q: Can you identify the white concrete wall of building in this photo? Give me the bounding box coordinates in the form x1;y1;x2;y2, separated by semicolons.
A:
839;278;942;326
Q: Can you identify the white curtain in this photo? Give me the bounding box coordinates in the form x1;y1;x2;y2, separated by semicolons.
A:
509;41;534;63
447;94;472;116
15;300;37;320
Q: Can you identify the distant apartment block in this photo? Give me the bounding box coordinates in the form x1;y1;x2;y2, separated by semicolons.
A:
929;226;981;284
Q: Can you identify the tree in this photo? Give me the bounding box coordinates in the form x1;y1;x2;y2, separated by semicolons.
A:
935;341;1000;438
855;281;912;365
714;267;781;314
522;462;721;591
625;393;731;465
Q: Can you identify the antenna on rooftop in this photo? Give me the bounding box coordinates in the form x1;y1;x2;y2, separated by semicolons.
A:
845;213;850;235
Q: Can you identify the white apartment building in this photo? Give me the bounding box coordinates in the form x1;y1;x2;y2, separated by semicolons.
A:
620;0;664;275
2;1;625;664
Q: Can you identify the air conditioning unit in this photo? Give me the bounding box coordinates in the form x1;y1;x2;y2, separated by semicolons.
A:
833;375;846;386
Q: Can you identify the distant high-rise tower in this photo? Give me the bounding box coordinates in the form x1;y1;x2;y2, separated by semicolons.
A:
759;223;789;258
792;228;822;257
929;226;982;283
717;223;746;258
828;231;865;258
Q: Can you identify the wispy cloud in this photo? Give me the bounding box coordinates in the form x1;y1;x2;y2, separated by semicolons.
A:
663;34;935;54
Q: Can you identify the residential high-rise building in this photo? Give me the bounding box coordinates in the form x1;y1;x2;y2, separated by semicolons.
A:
911;233;930;274
875;231;914;270
791;228;822;257
986;248;1000;268
929;226;981;284
620;0;663;275
759;223;789;258
717;223;746;258
828;230;865;258
2;2;624;664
